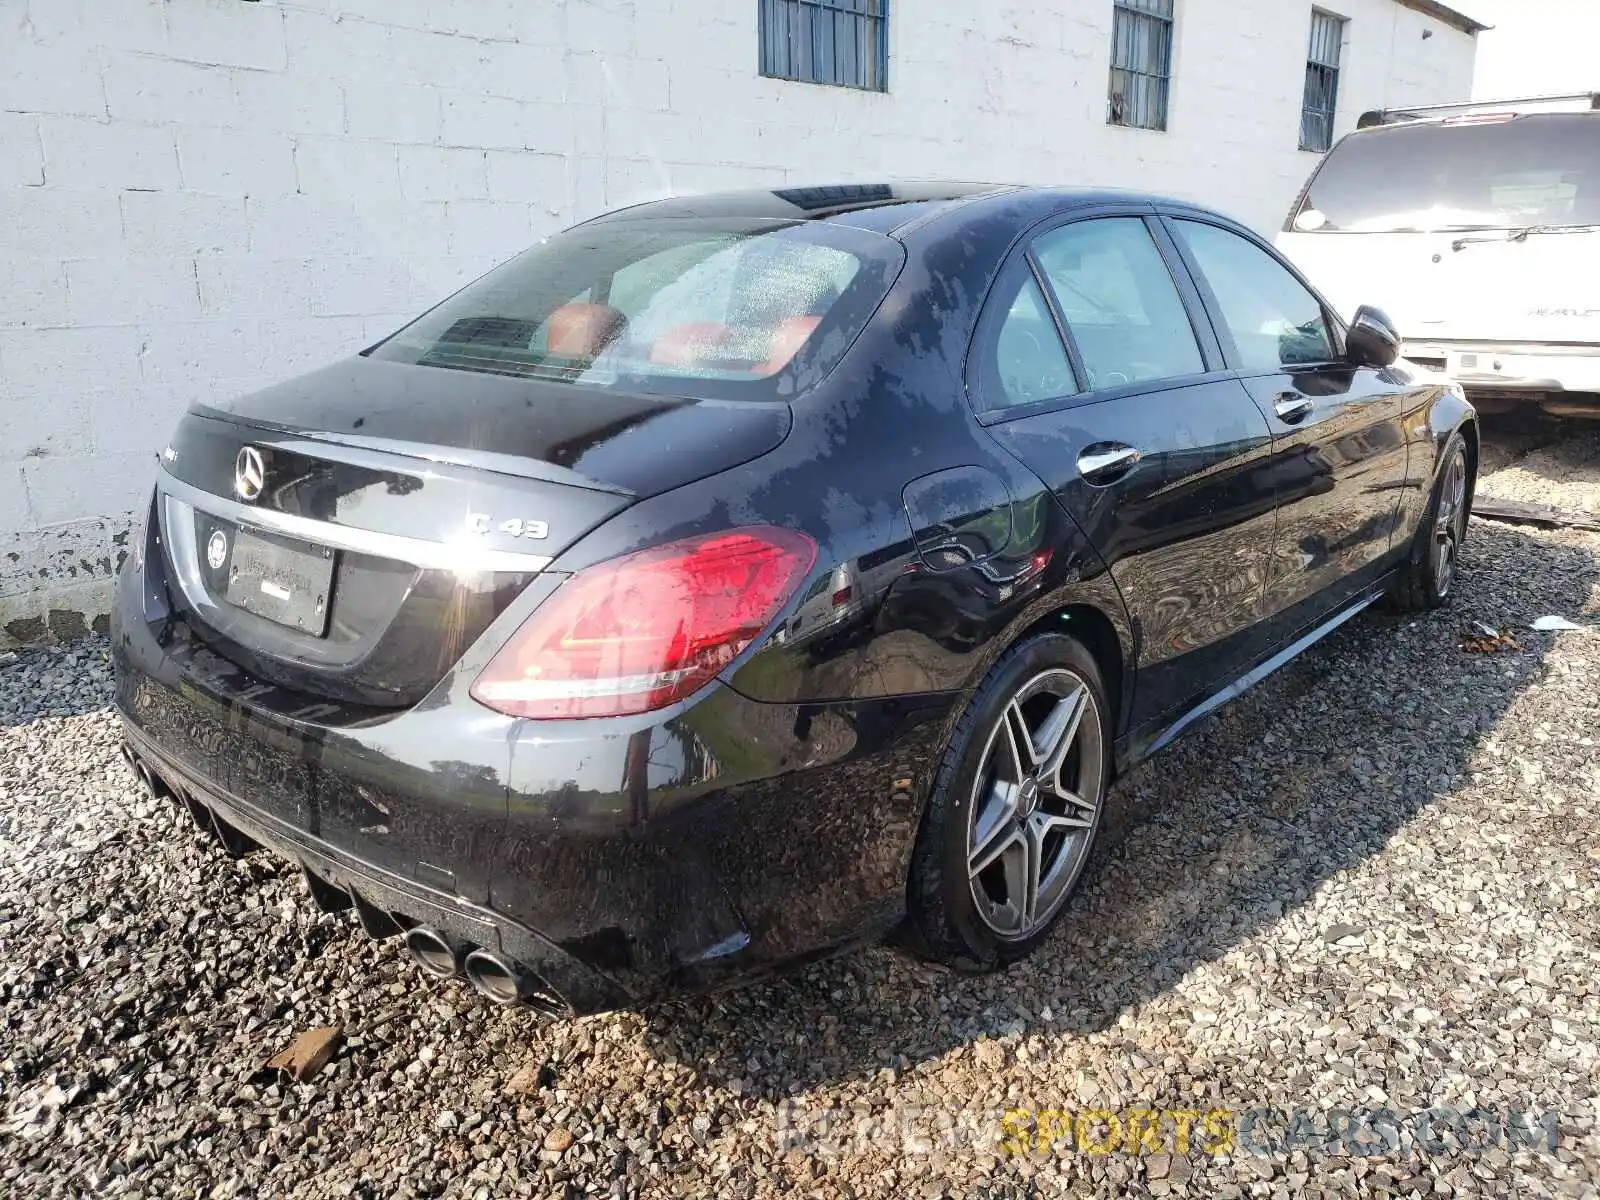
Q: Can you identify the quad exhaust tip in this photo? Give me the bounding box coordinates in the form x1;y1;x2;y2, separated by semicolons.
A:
131;756;172;802
462;949;523;1005
463;949;570;1018
404;927;462;979
411;940;569;1018
136;762;156;792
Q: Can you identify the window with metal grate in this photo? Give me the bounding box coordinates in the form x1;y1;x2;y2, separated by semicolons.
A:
1300;10;1346;152
759;0;889;92
1108;0;1174;131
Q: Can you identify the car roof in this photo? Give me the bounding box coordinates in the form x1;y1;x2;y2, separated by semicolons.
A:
580;183;1006;233
582;183;1222;236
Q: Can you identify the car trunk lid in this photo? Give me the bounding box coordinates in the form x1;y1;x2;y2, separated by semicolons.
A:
154;357;791;708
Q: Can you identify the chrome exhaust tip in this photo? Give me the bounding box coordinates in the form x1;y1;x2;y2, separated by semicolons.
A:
462;949;569;1017
124;746;154;795
137;760;172;801
403;927;462;979
462;948;523;1005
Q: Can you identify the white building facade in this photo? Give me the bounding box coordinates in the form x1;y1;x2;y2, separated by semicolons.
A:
0;0;1481;642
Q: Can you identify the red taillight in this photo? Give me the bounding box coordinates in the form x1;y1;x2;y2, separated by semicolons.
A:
470;526;817;720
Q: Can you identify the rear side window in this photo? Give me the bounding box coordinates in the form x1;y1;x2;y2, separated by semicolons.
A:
991;274;1078;408
1032;218;1204;388
368;219;903;400
1174;220;1335;371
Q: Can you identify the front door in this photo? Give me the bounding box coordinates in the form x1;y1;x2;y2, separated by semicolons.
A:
1165;216;1417;621
973;212;1283;729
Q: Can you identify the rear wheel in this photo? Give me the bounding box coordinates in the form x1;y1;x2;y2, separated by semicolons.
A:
1389;432;1471;612
905;633;1110;971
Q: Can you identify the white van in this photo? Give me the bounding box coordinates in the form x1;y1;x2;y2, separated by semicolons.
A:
1276;92;1600;418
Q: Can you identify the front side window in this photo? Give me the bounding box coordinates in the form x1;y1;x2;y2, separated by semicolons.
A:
1300;10;1346;153
1174;220;1336;372
759;0;889;92
1032;218;1204;388
1108;0;1174;131
367;218;903;400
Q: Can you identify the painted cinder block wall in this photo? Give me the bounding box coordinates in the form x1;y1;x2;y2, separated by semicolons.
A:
0;0;1477;644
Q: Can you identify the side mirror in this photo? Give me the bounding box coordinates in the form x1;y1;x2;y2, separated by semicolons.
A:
1345;305;1401;368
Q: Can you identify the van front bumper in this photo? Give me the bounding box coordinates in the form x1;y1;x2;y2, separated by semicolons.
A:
1404;341;1600;415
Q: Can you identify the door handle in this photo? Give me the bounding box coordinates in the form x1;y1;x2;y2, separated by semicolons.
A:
1274;391;1314;422
1077;443;1141;486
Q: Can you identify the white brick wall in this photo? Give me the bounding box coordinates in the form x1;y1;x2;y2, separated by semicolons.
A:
0;0;1477;644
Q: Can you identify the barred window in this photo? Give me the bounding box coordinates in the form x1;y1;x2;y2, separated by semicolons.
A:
1300;10;1346;152
759;0;889;92
1108;0;1174;131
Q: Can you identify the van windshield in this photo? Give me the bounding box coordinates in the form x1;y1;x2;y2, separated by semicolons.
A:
1288;113;1600;234
367;217;903;400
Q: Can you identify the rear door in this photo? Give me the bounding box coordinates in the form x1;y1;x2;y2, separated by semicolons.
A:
1164;215;1415;622
973;209;1282;729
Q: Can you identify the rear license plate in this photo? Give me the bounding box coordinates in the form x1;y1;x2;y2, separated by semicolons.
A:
224;528;335;636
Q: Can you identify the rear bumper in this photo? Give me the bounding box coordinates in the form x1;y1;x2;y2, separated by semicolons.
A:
120;726;621;1015
112;557;957;1012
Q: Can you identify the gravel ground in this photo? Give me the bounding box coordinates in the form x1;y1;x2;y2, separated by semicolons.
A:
3;417;1599;1200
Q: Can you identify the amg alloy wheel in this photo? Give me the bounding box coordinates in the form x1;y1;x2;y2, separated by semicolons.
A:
905;633;1111;971
965;668;1103;940
1430;443;1469;598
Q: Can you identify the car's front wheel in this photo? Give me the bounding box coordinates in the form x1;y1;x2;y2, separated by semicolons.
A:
905;633;1110;971
1389;431;1472;612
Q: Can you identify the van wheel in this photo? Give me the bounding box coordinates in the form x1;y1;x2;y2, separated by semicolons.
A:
904;633;1110;971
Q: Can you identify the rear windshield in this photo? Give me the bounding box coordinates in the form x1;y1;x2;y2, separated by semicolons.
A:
367;217;903;399
1287;113;1600;234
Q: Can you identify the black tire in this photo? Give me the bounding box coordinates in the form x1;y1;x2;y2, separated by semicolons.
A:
1388;431;1472;613
904;632;1111;972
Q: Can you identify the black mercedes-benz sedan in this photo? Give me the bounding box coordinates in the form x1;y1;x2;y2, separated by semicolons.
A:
114;184;1477;1016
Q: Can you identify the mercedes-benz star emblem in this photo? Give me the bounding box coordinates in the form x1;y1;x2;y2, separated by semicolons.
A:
206;530;229;571
1018;777;1039;816
234;446;265;502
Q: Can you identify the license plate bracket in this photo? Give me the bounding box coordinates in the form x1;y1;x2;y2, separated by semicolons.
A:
223;527;335;636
